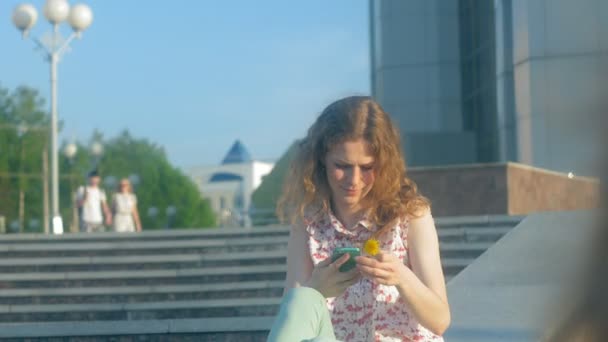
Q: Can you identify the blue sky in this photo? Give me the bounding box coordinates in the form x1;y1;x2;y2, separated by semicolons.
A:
1;0;370;167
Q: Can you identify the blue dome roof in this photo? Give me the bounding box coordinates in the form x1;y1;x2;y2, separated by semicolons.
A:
221;140;252;164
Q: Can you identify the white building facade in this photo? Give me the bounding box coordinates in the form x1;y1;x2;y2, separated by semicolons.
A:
187;141;274;227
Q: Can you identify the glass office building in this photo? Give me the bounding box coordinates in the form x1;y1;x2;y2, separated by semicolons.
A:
370;0;607;175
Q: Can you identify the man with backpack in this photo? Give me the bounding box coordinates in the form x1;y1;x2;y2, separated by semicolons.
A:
76;170;112;233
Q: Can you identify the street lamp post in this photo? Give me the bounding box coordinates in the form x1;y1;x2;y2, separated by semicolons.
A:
147;207;159;228
166;206;177;230
12;0;93;234
128;174;141;190
63;142;77;232
90;141;103;169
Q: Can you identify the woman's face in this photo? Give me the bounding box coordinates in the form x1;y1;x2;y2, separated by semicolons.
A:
324;138;376;211
120;180;131;193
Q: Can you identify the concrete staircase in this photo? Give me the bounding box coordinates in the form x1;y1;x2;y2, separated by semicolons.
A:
0;215;521;341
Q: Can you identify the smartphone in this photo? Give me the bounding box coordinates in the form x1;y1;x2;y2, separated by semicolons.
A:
331;247;360;272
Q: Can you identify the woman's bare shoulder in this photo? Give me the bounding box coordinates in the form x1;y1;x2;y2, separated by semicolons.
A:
404;205;432;223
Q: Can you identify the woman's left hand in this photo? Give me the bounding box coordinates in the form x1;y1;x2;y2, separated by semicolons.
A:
355;253;410;286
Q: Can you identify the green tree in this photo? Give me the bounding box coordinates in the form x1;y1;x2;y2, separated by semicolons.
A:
0;85;50;232
62;130;216;230
0;84;215;232
250;141;298;225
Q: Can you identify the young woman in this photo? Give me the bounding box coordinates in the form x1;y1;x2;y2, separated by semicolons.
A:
277;96;450;341
111;178;142;233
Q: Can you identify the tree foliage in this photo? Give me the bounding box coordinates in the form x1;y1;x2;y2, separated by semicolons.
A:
79;131;216;229
0;84;215;232
250;141;298;225
0;85;50;232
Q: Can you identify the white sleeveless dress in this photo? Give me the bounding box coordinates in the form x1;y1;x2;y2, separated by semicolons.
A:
113;193;137;232
305;211;444;342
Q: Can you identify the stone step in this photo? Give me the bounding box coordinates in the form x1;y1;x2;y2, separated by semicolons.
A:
0;262;475;323
8;225;514;244
442;258;473;275
0;216;520;333
0;250;288;273
0;227;289;244
0;227;512;251
439;242;493;258
0;215;523;244
0;265;287;289
0;245;478;274
0;259;467;293
0;316;275;340
0;297;283;323
0;215;521;245
434;215;523;228
0;242;494;260
0;259;470;306
0;281;285;305
436;227;513;242
0;264;470;324
0;236;290;258
0;237;495;260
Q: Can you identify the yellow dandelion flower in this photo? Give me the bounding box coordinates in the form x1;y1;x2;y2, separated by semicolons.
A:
363;238;380;256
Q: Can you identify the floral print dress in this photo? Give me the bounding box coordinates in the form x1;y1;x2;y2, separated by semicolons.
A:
305;212;444;342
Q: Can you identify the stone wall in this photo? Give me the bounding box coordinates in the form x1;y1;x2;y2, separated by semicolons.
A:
507;164;600;215
409;162;599;217
409;164;509;217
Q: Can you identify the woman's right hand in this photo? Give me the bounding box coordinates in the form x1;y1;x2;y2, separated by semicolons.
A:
304;253;361;298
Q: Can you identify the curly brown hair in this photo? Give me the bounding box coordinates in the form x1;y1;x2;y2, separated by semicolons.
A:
277;96;429;237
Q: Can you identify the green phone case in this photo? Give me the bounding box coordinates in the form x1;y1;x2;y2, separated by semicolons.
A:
331;247;360;272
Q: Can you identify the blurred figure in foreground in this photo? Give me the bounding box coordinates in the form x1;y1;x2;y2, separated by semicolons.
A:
111;178;142;233
545;194;607;341
77;170;112;233
544;119;607;341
